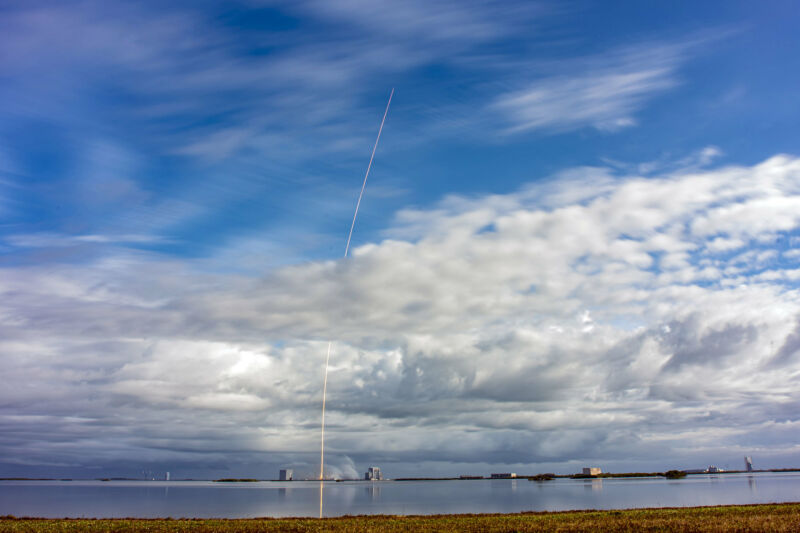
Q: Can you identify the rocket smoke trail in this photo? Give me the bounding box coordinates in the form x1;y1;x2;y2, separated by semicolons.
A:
319;89;393;517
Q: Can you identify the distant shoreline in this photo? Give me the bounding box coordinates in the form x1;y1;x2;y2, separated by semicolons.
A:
2;469;799;483
2;502;799;531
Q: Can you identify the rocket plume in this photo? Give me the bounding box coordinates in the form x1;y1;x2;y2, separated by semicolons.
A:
319;89;393;517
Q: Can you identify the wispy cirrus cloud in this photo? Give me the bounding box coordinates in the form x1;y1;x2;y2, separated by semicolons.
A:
292;0;546;47
0;0;548;159
0;0;718;266
493;43;689;133
0;0;555;257
4;233;169;249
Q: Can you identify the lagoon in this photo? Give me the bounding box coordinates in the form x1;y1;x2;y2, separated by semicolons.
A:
1;472;799;518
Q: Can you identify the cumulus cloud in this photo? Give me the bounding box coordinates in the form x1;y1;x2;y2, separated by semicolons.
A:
2;155;800;477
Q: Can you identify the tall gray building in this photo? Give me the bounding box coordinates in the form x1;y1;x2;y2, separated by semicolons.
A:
279;469;293;481
365;466;382;480
745;456;753;472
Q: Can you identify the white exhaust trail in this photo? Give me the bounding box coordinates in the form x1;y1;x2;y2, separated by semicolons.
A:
319;89;393;517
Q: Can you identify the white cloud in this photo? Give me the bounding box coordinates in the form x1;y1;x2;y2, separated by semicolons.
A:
2;155;800;477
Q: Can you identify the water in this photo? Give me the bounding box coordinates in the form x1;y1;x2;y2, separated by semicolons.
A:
1;473;799;518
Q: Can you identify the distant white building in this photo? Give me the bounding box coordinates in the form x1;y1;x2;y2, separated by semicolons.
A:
165;472;170;481
490;473;516;479
279;469;293;481
365;466;382;480
706;466;724;473
582;467;602;476
745;456;753;472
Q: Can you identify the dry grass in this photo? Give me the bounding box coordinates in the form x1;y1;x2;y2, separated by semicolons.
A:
2;503;800;532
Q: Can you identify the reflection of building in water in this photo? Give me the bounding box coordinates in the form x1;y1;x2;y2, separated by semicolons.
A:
582;467;602;476
365;484;381;500
583;479;603;492
490;473;516;479
279;469;293;481
745;456;753;472
747;475;757;492
365;466;382;480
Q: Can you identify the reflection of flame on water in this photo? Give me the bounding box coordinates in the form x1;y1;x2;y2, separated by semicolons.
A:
318;479;324;518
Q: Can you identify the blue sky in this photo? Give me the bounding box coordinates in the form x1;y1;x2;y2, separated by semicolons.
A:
4;0;798;264
2;0;800;479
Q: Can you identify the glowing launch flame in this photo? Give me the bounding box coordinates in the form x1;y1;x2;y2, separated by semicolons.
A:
319;88;394;518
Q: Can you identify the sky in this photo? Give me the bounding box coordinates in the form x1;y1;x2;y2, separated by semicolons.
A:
1;0;800;480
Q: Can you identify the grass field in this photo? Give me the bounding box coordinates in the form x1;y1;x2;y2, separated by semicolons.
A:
2;503;800;532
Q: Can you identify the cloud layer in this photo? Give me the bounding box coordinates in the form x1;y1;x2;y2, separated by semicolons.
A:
2;155;800;478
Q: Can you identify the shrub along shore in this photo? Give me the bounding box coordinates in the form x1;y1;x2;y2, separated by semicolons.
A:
2;503;800;532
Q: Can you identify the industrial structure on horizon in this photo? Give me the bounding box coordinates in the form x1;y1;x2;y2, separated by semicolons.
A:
365;466;382;480
582;467;602;476
490;473;517;479
279;469;293;481
745;456;754;472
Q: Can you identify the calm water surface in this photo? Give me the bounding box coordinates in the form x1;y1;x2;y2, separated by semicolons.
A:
1;473;799;518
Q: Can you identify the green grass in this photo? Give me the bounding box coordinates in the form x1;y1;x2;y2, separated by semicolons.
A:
2;503;800;532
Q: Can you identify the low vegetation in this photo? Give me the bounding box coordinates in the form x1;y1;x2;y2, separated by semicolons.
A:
571;472;662;479
2;503;800;532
